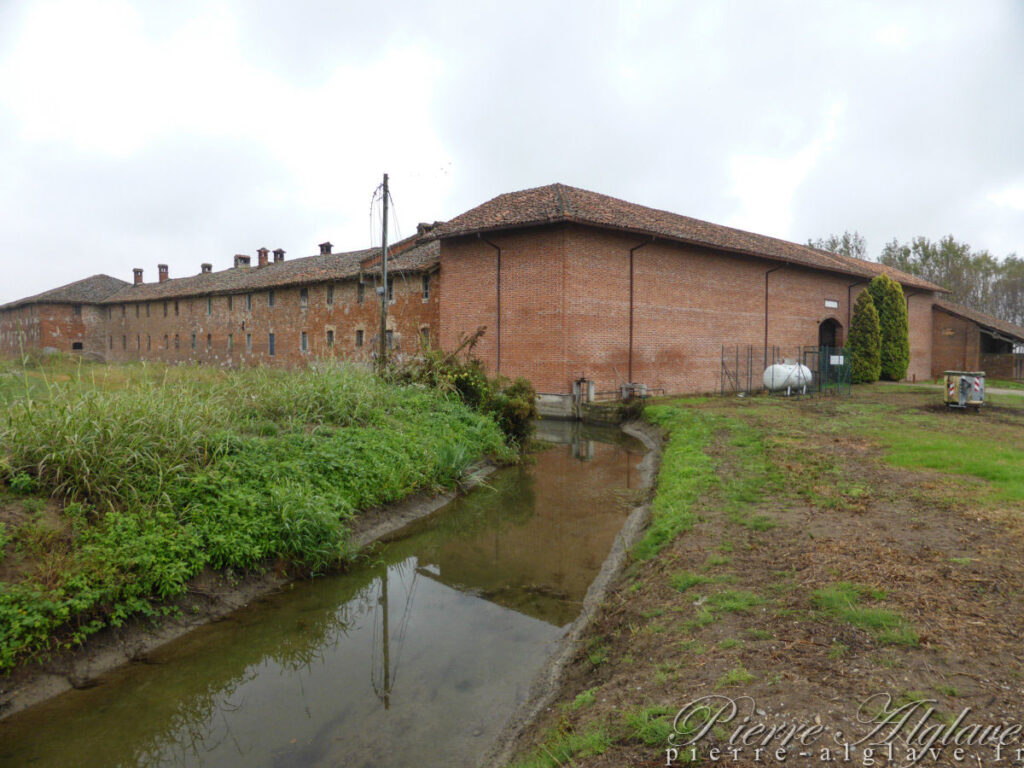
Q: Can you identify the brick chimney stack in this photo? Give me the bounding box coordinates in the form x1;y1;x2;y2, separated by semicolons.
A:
257;247;269;267
233;254;251;268
201;263;212;274
158;264;169;282
273;248;285;263
133;268;143;285
319;242;332;255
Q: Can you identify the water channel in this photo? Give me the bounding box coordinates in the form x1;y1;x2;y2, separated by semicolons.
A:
0;421;644;768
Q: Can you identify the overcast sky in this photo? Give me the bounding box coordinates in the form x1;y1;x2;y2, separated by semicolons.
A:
1;0;1021;304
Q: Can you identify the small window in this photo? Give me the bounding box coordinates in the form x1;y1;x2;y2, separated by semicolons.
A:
206;333;212;350
420;326;430;345
326;329;334;348
174;300;179;316
326;284;334;305
206;297;212;315
227;295;233;311
191;333;196;350
174;334;180;349
268;290;275;307
422;274;430;300
300;288;308;307
246;333;252;353
136;335;141;351
387;281;394;303
385;329;394;349
108;336;113;350
146;335;151;351
72;304;82;316
355;329;364;347
358;282;365;304
72;341;83;350
246;293;252;311
300;331;308;352
164;334;169;349
228;333;233;350
163;301;168;317
145;303;150;318
122;335;127;350
121;304;126;317
269;332;275;356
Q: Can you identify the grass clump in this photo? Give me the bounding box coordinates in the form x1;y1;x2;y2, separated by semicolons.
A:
511;723;612;768
812;582;918;646
570;687;598;710
706;590;764;613
715;665;755;689
623;706;675;747
0;361;511;671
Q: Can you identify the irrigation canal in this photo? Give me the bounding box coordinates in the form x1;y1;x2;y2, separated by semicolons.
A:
0;421;644;768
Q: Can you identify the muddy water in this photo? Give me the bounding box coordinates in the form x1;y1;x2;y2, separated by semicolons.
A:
0;422;642;768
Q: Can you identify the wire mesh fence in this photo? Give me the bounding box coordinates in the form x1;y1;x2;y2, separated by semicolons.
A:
720;345;851;398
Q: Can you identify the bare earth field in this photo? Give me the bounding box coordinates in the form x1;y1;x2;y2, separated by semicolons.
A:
508;387;1024;768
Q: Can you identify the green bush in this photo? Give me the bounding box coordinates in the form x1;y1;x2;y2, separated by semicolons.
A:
484;377;538;447
868;274;910;381
848;290;882;383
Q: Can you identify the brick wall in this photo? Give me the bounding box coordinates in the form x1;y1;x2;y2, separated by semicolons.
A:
0;303;100;356
931;306;980;376
93;272;438;366
441;223;933;395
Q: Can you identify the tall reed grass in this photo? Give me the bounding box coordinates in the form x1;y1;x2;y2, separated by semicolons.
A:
0;360;510;670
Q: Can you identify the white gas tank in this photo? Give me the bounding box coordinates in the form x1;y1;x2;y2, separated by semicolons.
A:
763;362;813;393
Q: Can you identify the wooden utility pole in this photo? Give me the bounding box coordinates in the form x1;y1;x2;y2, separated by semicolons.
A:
378;173;390;365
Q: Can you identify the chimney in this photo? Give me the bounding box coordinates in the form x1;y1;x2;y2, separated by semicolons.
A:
257;247;269;267
133;268;143;285
273;248;285;263
234;254;251;268
319;241;332;255
416;222;433;236
158;264;169;282
201;263;212;274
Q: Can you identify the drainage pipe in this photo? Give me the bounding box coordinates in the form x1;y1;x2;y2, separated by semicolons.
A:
628;239;654;383
479;236;502;375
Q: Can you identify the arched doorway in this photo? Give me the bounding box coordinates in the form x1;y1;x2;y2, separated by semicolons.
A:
819;318;842;349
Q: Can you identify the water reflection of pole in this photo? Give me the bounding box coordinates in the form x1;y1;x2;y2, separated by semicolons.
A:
380;572;391;710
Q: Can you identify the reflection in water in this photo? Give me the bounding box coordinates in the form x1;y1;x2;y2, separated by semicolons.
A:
0;422;642;768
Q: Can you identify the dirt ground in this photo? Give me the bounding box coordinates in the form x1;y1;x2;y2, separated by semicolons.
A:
507;390;1024;767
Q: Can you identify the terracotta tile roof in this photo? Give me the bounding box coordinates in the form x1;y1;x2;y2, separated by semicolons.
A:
98;239;439;304
0;274;129;310
429;183;944;292
934;299;1024;343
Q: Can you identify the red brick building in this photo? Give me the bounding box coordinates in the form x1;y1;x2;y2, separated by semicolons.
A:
931;300;1024;379
7;182;1019;397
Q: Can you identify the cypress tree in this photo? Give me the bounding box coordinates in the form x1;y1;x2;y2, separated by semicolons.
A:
868;274;910;381
848;289;881;383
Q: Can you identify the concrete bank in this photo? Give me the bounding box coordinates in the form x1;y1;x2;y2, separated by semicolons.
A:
481;418;664;767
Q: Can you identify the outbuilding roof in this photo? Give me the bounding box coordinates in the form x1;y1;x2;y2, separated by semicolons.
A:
0;274;129;310
934;299;1024;344
429;183;945;292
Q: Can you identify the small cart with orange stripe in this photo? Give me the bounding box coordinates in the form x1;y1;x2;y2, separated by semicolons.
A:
944;370;985;409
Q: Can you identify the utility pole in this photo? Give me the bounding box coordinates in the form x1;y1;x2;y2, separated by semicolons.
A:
378;173;390;366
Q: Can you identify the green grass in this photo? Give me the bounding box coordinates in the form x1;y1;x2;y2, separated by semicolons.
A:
706;589;764;613
715;665;755;689
670;570;713;592
510;724;612;768
812;582;918;646
0;361;511;671
883;428;1024;502
987;379;1024;391
570;687;598;710
633;406;717;561
623;706;675;747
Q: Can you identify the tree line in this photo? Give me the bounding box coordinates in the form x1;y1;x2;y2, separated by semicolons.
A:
809;231;1024;325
